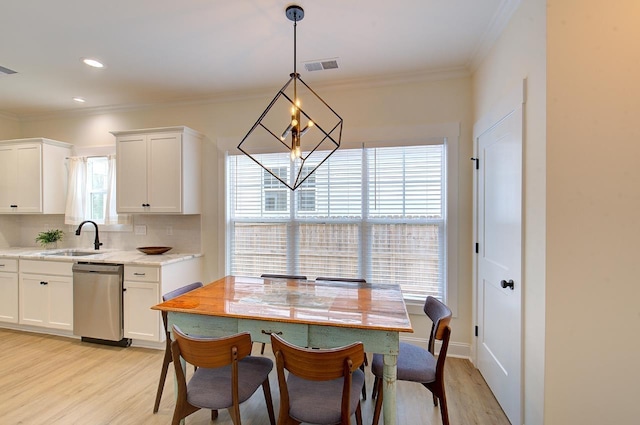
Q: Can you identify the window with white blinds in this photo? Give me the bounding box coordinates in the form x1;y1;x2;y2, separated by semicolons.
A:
227;143;446;301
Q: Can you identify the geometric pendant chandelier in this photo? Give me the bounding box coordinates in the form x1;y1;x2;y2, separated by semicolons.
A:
237;4;343;191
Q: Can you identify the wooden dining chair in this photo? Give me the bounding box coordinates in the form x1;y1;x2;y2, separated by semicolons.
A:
258;274;307;355
315;276;369;400
271;333;366;425
171;325;276;425
153;281;203;413
370;296;452;425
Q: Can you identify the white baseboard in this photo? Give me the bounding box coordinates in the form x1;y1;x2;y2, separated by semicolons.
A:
0;323;76;339
0;323;163;350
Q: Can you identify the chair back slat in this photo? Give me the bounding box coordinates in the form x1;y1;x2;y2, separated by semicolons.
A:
162;281;204;302
271;333;364;381
172;325;253;368
424;296;452;350
316;277;367;284
261;274;307;280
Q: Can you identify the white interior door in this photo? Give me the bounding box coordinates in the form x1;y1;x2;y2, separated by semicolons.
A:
475;96;523;424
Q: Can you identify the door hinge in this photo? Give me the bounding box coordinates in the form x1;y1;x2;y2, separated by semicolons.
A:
475;242;479;254
475;326;478;337
470;157;479;169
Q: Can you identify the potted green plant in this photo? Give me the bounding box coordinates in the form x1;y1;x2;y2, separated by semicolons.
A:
36;229;64;249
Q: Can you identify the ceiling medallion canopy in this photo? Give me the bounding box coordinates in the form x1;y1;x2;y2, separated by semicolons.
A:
238;5;343;191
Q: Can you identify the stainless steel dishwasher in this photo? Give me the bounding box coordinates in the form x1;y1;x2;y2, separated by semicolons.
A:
73;262;131;347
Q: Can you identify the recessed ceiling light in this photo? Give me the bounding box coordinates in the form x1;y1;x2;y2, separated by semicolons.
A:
82;58;104;68
73;97;86;103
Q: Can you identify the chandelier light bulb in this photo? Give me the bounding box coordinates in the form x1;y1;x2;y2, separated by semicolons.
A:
300;120;314;136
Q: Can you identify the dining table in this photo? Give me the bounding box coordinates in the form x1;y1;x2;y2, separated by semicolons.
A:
152;275;413;425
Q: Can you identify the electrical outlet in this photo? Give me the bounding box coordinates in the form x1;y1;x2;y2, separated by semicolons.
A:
166;226;173;236
134;225;147;235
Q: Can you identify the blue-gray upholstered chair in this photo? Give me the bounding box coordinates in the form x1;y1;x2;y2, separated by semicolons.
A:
153;281;203;413
271;333;365;425
170;325;276;425
371;296;452;425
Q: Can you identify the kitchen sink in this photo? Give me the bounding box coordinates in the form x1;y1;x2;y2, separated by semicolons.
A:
41;250;100;257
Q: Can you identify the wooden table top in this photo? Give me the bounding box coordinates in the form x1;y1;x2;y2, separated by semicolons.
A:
152;275;413;333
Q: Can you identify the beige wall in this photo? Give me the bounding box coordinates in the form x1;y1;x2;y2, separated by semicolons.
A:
14;76;475;352
472;0;546;423
0;114;21;139
546;1;640;423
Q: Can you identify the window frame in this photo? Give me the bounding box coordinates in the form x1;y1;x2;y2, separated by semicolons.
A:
222;122;459;315
68;146;132;232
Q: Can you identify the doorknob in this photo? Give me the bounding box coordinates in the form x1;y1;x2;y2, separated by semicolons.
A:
500;279;514;290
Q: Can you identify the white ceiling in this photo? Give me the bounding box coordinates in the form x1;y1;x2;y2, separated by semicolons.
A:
0;0;519;118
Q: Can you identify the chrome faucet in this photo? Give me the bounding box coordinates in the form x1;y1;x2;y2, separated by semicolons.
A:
75;220;103;250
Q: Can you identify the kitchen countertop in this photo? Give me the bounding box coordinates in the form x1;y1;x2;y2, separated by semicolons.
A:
0;248;202;266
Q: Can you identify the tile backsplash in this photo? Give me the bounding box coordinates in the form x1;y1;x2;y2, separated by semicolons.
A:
0;214;201;253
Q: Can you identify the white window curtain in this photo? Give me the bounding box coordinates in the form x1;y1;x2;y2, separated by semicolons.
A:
104;154;130;225
64;157;88;225
65;155;131;226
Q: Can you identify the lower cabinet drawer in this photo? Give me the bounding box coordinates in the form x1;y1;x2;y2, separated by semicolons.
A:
21;260;72;276
0;259;18;273
124;266;159;282
239;319;308;347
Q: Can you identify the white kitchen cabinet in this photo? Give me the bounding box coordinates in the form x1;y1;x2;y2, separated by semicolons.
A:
19;260;73;331
123;266;161;341
0;138;72;214
123;257;202;342
0;259;18;323
113;126;203;214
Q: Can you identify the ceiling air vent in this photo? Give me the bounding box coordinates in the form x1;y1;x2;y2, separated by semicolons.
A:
0;65;17;76
303;59;339;72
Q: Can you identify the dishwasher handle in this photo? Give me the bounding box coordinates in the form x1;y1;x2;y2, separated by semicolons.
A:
73;263;123;274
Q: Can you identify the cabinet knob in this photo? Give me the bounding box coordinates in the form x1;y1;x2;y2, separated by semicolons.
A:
10;205;17;208
40;281;48;285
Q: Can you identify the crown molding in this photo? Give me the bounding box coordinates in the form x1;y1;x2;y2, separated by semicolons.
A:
17;66;471;122
467;0;522;72
0;111;19;121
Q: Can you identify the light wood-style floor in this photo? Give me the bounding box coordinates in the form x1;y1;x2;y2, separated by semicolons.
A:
0;329;510;425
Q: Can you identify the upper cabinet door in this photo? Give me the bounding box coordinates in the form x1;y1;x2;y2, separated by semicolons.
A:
0;146;18;212
116;134;149;213
147;133;182;213
15;144;43;213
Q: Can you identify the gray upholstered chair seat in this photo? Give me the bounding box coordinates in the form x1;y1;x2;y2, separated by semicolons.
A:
286;369;365;424
187;356;274;409
371;342;436;383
